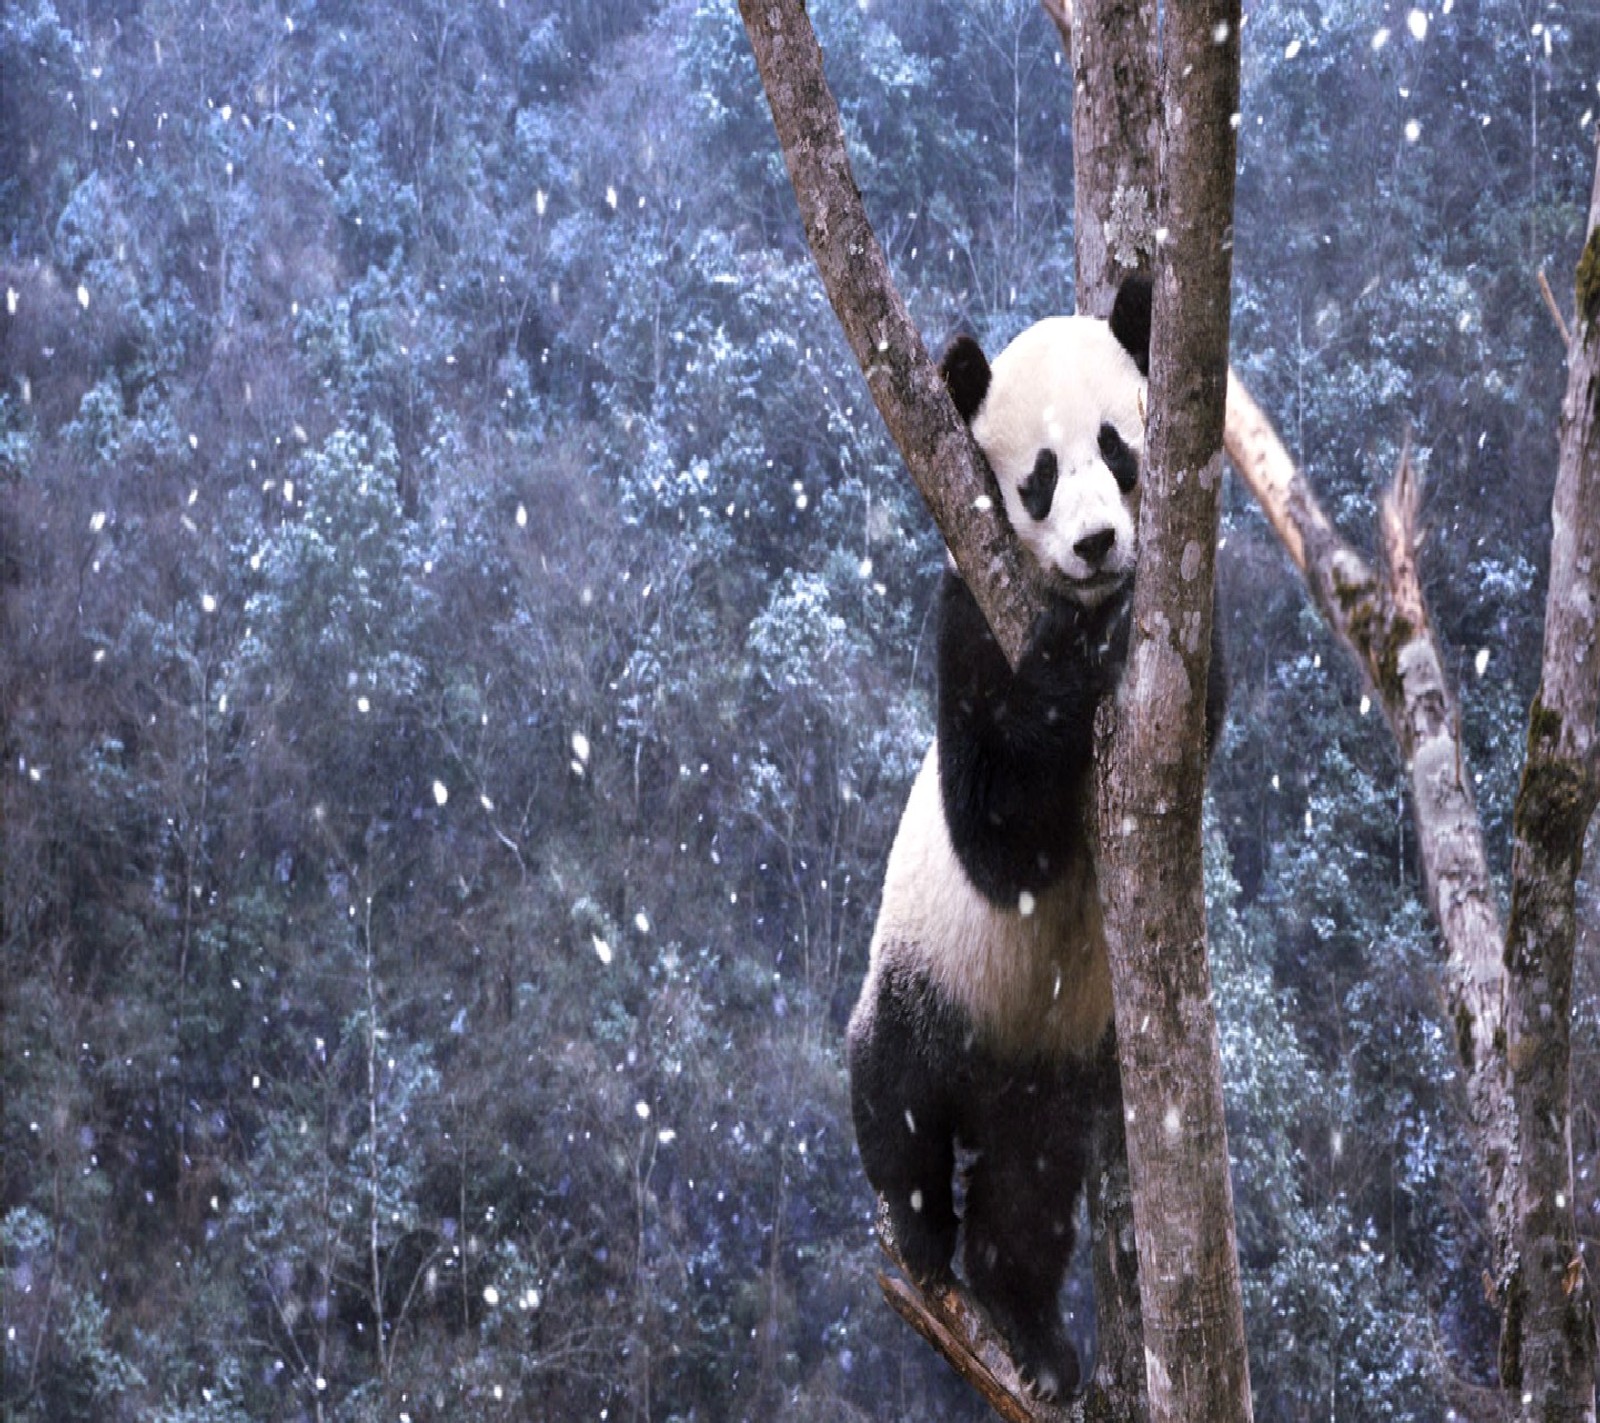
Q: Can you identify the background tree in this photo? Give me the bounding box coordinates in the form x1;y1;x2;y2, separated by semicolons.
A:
3;0;1596;1418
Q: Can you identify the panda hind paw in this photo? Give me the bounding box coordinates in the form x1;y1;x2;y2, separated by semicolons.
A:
878;1198;957;1288
997;1312;1082;1403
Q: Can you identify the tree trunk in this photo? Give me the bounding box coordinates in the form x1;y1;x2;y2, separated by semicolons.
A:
1068;0;1160;317
1092;0;1253;1418
1059;1;1160;1411
1499;156;1600;1423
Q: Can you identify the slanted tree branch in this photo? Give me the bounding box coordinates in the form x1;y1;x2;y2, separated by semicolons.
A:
1039;0;1072;53
874;1206;1079;1423
1220;146;1600;1411
1223;380;1521;1314
1220;381;1510;1078
737;0;1047;670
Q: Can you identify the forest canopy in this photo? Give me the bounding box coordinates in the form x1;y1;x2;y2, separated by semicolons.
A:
2;0;1597;1419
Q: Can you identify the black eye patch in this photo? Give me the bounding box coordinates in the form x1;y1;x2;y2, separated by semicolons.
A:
1099;423;1139;493
1018;449;1058;521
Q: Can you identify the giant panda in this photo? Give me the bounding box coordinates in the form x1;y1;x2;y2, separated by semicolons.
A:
846;275;1225;1401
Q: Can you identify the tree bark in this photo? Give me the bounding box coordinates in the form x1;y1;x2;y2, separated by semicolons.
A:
1091;0;1253;1419
737;0;1046;669
1499;157;1600;1422
1068;0;1160;317
1059;1;1159;1411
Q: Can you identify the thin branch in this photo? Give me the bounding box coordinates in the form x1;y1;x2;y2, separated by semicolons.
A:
1536;266;1573;346
1222;375;1520;1301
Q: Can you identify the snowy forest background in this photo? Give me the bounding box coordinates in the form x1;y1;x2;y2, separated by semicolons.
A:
2;0;1597;1418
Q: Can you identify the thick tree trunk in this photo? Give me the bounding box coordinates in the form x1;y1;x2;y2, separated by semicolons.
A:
1500;159;1600;1423
1091;0;1252;1419
1060;1;1159;1411
1068;0;1160;317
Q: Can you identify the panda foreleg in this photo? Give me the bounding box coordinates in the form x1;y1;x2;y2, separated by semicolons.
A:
846;963;964;1285
936;575;1125;905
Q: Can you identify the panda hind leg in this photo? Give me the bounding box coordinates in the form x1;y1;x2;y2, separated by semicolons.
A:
959;1063;1092;1402
846;963;964;1285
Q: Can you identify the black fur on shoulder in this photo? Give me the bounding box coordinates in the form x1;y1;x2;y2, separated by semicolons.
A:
938;334;992;424
1108;273;1153;376
935;570;1132;906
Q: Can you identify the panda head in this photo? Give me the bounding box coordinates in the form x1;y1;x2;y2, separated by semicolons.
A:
940;276;1152;608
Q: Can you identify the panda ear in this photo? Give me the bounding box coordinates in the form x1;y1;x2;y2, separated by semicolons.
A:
938;334;991;424
1109;274;1153;376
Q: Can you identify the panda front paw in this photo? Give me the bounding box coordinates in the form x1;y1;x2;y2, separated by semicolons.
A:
1024;600;1100;682
1085;589;1133;693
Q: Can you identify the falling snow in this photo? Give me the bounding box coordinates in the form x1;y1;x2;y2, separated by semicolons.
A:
10;5;1595;1415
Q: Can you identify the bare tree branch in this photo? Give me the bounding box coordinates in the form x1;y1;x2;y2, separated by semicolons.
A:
1039;0;1073;53
1537;266;1573;347
875;1209;1078;1423
1221;145;1600;1413
737;0;1050;668
1222;371;1521;1327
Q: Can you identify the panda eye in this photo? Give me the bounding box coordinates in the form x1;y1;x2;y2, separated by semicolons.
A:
1099;423;1139;494
1018;449;1058;522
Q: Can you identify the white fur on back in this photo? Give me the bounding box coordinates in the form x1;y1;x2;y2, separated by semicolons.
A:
862;745;1113;1062
972;316;1145;591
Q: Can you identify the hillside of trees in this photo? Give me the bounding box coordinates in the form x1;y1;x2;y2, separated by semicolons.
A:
3;0;1597;1418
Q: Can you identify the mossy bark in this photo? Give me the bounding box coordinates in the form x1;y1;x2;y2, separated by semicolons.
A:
1498;156;1600;1423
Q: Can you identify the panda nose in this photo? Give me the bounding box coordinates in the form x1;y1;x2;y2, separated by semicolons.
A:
1074;528;1116;567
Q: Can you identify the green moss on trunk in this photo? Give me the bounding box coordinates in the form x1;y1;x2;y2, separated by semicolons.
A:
1577;226;1600;326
